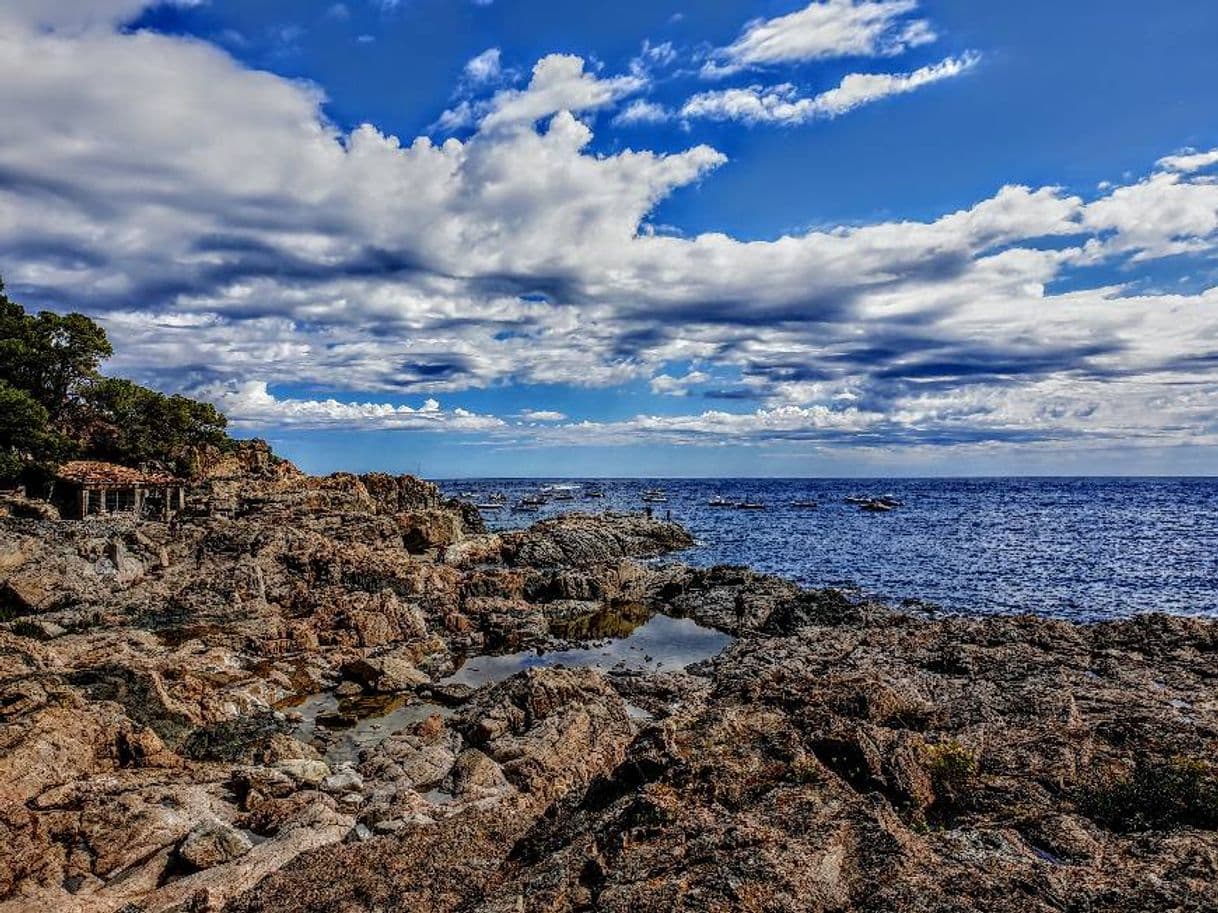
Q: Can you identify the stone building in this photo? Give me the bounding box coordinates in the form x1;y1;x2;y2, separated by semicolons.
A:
53;460;186;520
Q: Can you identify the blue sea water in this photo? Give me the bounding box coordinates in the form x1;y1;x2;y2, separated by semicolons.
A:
440;478;1218;620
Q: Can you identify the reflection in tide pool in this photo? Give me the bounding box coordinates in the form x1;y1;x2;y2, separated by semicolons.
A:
443;613;733;688
286;691;453;765
285;612;731;764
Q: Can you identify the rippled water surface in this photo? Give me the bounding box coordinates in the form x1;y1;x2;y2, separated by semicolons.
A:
443;478;1218;620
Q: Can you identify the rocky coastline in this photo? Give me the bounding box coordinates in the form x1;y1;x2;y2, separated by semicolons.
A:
1;465;1216;912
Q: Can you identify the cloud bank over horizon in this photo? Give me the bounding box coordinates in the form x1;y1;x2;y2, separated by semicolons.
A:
1;0;1217;470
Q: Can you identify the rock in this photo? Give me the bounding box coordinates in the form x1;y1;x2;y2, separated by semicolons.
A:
501;513;693;567
106;538;146;586
342;654;431;692
7;469;1218;913
450;749;512;800
273;759;331;788
321;770;364;795
397;509;465;554
177;819;253;871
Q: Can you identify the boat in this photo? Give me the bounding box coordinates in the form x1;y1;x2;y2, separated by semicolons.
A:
475;502;504;511
511;500;541;513
733;501;765;510
791;500;819;508
641;488;668;503
876;495;904;508
544;484;579;501
860;499;894;512
584;488;605;499
707;495;733;507
844;495;870;505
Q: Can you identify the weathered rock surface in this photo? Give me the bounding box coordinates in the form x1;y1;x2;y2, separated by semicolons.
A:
3;469;1217;913
0;473;691;912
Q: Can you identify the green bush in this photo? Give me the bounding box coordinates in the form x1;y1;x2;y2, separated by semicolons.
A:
924;739;979;810
1081;757;1218;832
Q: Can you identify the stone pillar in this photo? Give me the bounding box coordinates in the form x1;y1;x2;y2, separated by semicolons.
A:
97;487;108;515
78;487;89;520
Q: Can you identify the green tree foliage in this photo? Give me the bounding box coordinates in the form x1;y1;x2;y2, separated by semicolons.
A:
0;277;234;481
87;377;228;470
0;283;112;420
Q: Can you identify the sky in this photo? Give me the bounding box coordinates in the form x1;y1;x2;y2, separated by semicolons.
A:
1;1;1217;477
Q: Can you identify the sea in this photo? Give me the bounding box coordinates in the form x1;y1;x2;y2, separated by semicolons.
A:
438;477;1218;621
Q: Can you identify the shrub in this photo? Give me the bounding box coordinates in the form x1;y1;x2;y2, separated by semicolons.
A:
924;739;978;810
1081;757;1218;832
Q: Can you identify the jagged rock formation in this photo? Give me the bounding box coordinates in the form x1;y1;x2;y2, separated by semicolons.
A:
1;470;1215;913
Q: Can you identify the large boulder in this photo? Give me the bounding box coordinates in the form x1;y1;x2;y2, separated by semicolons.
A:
176;819;253;871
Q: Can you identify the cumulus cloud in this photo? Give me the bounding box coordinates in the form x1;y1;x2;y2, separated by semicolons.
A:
200;381;506;431
681;53;979;125
703;0;936;78
479;54;646;130
0;2;1217;455
518;409;567;421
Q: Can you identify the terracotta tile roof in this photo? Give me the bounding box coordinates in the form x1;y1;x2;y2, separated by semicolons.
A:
55;460;180;486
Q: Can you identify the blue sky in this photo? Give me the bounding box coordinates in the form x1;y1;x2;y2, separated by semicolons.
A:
2;0;1217;476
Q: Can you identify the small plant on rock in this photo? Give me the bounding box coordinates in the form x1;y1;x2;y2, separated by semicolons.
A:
923;739;979;813
1081;756;1218;832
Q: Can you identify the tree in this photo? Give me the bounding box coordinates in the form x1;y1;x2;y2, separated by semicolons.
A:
0;380;73;481
0;276;238;479
84;377;228;473
0;280;112;421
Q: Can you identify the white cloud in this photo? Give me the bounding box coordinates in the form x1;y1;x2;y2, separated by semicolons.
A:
1156;148;1218;174
464;47;502;84
681;53;979;125
613;99;671;126
518;409;567;421
1081;171;1218;261
704;0;936;77
480;54;646;130
650;370;709;395
629;39;678;78
200;381;506;431
0;3;1217;454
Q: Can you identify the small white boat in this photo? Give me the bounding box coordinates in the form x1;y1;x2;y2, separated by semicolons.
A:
791;500;819;508
545;484;579;501
512;500;541;513
641;488;668;503
475;502;504;511
707;495;733;507
584;488;605;499
734;502;765;510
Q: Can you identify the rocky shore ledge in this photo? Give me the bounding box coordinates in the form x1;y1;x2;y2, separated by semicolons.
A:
2;469;1216;912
